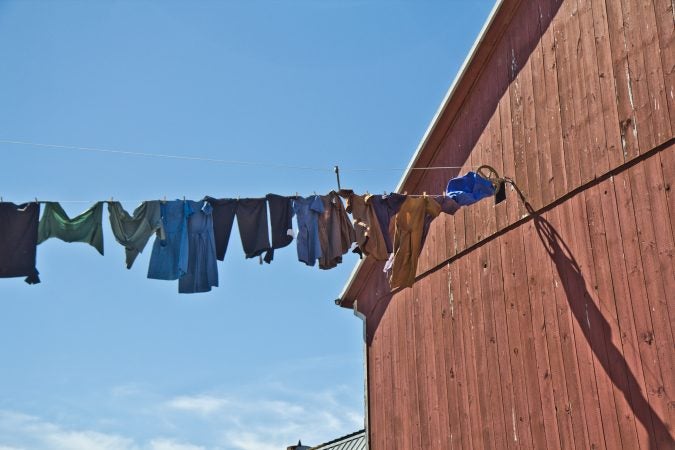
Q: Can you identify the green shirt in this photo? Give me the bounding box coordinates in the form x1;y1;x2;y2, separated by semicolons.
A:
37;202;104;255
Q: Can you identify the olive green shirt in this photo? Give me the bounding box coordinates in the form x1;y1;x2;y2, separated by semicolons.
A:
37;202;104;255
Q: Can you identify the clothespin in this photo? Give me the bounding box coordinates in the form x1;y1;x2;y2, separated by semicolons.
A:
163;196;167;202
423;191;427;198
35;197;38;204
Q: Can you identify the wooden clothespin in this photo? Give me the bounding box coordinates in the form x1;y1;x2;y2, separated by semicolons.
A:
423;191;427;198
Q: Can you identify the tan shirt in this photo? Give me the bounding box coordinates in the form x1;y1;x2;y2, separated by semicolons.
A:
339;190;389;261
389;196;442;290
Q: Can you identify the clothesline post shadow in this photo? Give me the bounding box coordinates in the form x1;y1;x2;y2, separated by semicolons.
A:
527;202;674;449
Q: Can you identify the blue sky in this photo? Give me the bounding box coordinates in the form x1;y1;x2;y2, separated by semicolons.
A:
0;1;494;449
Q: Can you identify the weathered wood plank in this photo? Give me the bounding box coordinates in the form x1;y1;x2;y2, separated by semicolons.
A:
456;256;484;448
546;206;592;449
488;240;519;450
626;159;675;446
530;9;555;206
583;183;641;450
535;209;578;450
478;244;509;449
521;219;563;450
448;261;474;449
552;0;583;191
619;0;656;154
569;191;624;450
589;0;625;170
429;269;452;448
539;0;569;200
598;175;656;449
604;0;640;160
652;0;675;132
577;0;611;178
612;169;672;448
440;265;465;450
468;250;495;449
499;231;535;449
637;0;672;145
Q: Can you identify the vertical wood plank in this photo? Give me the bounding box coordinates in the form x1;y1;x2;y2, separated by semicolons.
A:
583;184;641;449
488;240;519;450
411;284;432;450
577;0;611;178
636;0;672;145
619;0;656;154
368;311;385;449
539;0;569;200
604;0;640;160
429;269;452;448
457;256;484;448
556;197;608;449
468;250;495;449
589;0;625;170
552;0;583;191
478;244;509;449
521;219;563;450
499;231;535;449
612;170;671;448
569;191;624;450
536;209;578;450
599;176;656;449
448;261;474;449
652;0;675;132
441;265;464;450
530;13;555;206
546;206;592;449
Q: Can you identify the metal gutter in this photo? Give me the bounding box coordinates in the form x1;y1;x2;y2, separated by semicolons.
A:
336;0;506;307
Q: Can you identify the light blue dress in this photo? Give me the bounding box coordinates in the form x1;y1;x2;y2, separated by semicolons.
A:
147;200;191;280
179;200;219;294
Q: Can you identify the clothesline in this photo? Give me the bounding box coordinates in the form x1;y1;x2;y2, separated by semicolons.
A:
1;171;503;294
0;139;476;172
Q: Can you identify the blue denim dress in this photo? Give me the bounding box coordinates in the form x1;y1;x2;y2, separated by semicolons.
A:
179;200;218;294
147;200;191;280
292;195;324;266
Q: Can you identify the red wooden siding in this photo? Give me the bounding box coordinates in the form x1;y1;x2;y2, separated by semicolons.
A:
346;0;675;448
366;146;674;449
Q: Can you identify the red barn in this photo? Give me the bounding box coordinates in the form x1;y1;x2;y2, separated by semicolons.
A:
338;0;674;448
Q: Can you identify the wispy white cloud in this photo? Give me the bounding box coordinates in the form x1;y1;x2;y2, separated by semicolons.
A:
148;439;205;450
162;385;363;450
165;395;229;415
0;411;205;450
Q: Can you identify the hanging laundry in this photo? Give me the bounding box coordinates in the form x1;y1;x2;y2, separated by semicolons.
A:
0;202;40;284
318;191;355;270
338;189;388;260
445;171;495;206
366;192;407;254
108;201;164;269
266;194;295;262
147;200;191;280
388;196;442;290
292;195;324;266
178;200;219;294
420;196;460;248
236;198;272;261
205;197;238;261
38;202;104;255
